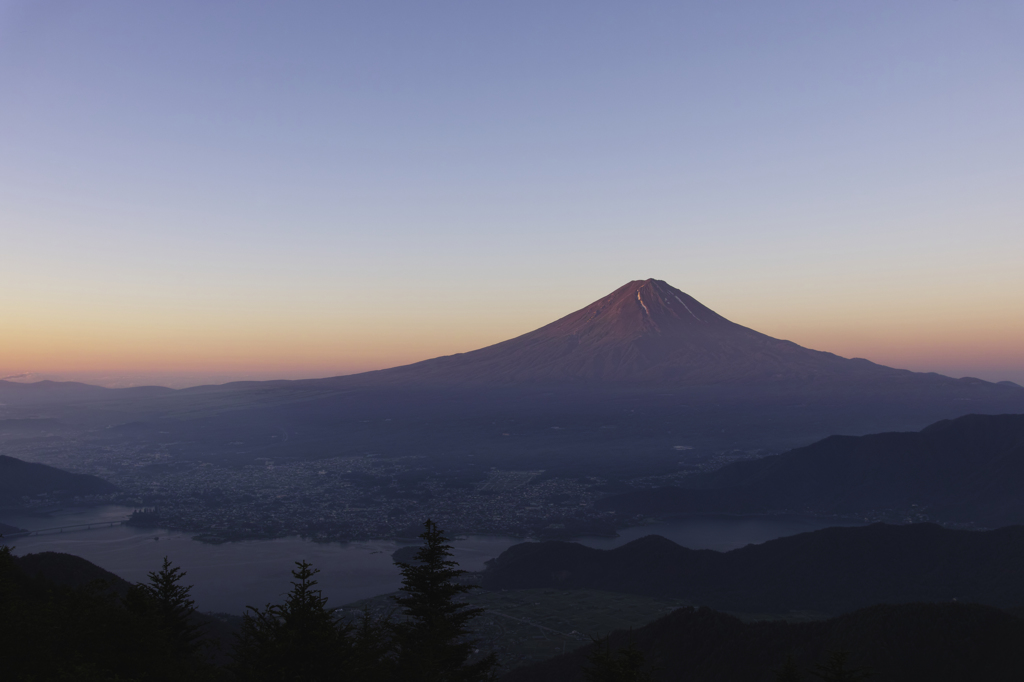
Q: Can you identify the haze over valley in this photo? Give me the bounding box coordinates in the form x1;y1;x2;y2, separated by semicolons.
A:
4;3;1024;679
3;280;1023;545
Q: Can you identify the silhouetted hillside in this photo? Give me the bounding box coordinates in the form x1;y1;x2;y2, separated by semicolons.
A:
4;550;243;665
499;603;1024;682
597;412;1024;526
481;523;1024;614
0;455;117;504
1;545;217;680
0;522;27;536
15;551;131;596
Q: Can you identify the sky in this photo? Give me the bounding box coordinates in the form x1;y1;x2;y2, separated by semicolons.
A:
1;1;1022;388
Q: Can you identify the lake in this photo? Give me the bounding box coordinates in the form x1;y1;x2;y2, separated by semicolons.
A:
2;506;862;614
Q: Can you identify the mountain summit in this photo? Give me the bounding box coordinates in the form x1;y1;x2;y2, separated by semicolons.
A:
353;279;906;386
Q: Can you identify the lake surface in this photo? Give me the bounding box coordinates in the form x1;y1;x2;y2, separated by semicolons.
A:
2;506;862;614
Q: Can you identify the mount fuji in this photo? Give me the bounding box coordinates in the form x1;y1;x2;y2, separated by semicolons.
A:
327;279;985;389
3;279;1022;470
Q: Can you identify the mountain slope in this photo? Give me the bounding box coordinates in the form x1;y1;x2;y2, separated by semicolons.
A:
15;551;131;596
4;280;1021;395
596;413;1024;526
2;280;1022;480
499;603;1024;682
481;523;1024;614
333;279;935;386
0;455;117;505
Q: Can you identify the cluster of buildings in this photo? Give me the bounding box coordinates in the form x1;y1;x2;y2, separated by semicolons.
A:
102;452;618;542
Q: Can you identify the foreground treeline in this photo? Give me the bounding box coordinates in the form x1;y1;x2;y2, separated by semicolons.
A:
5;521;1024;682
1;545;215;680
1;520;495;682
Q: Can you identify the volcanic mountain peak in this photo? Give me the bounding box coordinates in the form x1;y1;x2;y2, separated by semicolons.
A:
343;278;915;387
551;279;731;339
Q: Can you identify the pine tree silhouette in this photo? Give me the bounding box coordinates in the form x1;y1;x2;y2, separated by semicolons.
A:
392;519;497;682
583;635;653;682
810;651;873;681
233;560;352;681
129;556;202;654
774;654;804;682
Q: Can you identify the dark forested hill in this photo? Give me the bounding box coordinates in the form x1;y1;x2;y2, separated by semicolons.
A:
0;546;221;680
0;455;117;505
481;523;1024;614
597;413;1024;526
498;603;1024;682
14;551;131;595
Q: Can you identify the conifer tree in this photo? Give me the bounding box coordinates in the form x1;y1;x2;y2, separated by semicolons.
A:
7;551;210;680
349;608;397;682
0;543;17;641
774;654;804;682
583;636;653;682
233;560;352;682
392;519;496;682
810;651;873;681
131;555;202;654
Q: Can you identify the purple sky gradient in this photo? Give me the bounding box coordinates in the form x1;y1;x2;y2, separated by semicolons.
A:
1;1;1022;387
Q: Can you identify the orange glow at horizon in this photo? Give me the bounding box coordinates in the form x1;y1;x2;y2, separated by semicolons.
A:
3;1;1024;390
3;285;1023;389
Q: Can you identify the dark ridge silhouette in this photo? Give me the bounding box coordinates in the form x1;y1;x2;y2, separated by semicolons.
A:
498;603;1024;682
1;546;220;679
596;412;1024;526
0;522;27;535
0;455;117;504
481;523;1024;614
15;551;132;596
3;550;245;667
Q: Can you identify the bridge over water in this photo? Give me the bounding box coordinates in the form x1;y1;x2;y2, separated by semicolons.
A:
3;519;127;538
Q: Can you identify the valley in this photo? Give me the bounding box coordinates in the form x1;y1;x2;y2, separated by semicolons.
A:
3;281;1022;545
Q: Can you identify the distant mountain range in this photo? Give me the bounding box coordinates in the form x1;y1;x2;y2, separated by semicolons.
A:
0;380;173;405
2;280;1022;476
0;455;117;506
597;412;1024;526
481;522;1024;615
500;602;1024;682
